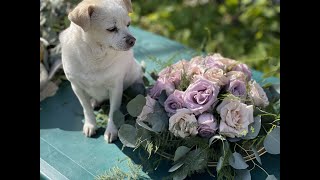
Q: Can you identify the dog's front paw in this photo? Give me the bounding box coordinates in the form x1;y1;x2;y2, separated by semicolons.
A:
104;122;118;143
83;122;97;137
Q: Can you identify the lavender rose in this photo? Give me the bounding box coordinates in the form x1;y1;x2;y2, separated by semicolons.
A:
197;113;218;138
204;55;226;70
232;63;252;81
248;80;269;107
227;79;247;97
169;108;198;138
164;90;185;116
217;99;254;138
183;78;220;115
149;76;175;99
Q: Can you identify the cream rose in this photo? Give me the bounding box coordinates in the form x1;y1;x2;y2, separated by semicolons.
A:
187;63;204;77
172;59;190;71
249;80;269;108
203;68;228;86
217;99;254;138
190;55;205;65
226;71;247;82
169;108;198;138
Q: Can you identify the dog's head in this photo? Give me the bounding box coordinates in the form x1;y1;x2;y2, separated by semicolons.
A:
68;0;135;51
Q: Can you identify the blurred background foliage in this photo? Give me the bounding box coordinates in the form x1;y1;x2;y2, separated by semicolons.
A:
130;0;280;77
40;0;280;77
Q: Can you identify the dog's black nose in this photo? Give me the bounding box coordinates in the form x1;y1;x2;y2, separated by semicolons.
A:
126;36;136;46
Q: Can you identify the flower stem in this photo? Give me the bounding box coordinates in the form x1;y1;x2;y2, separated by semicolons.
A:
206;167;215;177
235;143;270;176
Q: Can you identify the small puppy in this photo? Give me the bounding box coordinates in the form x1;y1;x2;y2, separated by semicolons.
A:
59;0;143;143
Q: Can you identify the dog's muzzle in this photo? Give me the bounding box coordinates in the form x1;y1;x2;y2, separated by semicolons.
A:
125;35;136;47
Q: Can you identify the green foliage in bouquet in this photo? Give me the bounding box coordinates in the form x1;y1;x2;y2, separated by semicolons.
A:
95;158;150;180
113;53;279;180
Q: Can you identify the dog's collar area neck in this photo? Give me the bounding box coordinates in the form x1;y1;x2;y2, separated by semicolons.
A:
96;42;104;50
92;44;120;61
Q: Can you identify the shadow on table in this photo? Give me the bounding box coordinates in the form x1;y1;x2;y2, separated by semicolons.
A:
40;81;84;131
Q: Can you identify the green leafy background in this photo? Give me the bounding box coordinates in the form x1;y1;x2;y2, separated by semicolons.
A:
41;0;280;78
130;0;280;78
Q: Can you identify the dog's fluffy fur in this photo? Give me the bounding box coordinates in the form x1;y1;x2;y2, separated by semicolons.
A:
59;0;143;143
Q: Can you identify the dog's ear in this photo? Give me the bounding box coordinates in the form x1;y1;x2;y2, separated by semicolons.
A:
68;3;95;32
122;0;132;13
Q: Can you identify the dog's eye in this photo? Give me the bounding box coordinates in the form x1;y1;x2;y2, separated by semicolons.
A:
107;27;116;32
127;22;130;27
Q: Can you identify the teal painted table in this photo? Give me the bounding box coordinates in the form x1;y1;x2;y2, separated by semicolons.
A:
40;27;280;180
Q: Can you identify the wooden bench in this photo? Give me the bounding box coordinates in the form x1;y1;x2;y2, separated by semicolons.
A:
40;27;280;180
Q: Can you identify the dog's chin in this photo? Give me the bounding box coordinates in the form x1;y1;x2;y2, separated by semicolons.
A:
109;46;133;51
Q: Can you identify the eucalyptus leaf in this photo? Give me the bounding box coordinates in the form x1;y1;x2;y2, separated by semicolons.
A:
263;127;280;154
266;175;277;180
174;146;191;162
265;85;280;104
126;94;146;117
142;102;169;133
172;172;188;180
171;148;207;180
242;116;261;140
251;146;262;165
118;124;137;148
235;169;251;180
272;84;280;94
145;111;168;132
182;149;208;172
113;110;125;129
168;162;184;172
227;137;242;142
136;120;154;132
124;83;146;98
228;152;249;169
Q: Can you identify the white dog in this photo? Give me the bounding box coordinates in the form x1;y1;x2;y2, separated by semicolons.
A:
59;0;143;143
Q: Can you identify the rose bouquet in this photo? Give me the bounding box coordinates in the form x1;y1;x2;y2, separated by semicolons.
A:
117;53;280;180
